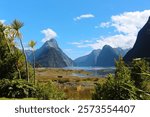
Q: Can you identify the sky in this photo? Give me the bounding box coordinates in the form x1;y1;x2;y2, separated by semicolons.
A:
0;0;150;59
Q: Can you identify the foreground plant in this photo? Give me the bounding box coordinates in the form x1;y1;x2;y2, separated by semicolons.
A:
11;20;29;82
29;40;36;84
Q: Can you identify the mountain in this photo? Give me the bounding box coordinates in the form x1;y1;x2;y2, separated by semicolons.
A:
114;47;130;57
96;45;119;67
74;45;129;67
124;17;150;62
74;49;101;66
30;39;73;68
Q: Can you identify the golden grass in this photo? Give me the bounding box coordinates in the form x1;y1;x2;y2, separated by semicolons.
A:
35;68;106;100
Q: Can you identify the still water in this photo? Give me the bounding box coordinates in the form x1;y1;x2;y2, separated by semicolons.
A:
64;67;116;77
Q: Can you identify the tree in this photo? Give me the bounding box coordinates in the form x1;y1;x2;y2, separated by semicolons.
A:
92;57;137;100
131;59;150;90
11;20;29;82
0;23;21;79
130;59;150;99
29;40;36;84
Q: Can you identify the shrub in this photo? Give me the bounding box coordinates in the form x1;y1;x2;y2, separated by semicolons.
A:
0;79;36;98
92;57;137;100
131;59;150;90
36;81;65;100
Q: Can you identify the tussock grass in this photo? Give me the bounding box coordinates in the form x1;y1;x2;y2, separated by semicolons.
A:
35;68;106;100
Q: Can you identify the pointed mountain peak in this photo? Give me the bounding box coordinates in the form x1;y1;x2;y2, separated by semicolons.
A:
44;38;59;49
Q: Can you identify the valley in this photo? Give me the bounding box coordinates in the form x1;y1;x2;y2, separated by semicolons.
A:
35;68;106;99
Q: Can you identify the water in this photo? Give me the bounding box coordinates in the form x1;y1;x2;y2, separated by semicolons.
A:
64;67;116;78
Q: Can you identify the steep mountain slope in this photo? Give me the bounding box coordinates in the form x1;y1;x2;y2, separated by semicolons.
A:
96;45;119;67
30;39;73;67
124;17;150;62
74;49;101;66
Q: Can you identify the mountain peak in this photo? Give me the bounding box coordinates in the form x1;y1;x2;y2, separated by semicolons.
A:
97;45;119;67
44;38;59;49
30;38;73;68
103;45;111;49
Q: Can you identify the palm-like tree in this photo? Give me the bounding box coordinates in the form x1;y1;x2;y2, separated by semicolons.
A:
11;20;29;82
29;40;36;84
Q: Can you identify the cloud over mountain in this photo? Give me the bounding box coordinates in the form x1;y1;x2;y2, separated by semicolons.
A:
92;10;150;49
41;28;57;43
72;10;150;50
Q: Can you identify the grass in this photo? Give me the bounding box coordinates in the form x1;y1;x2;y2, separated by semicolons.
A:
1;68;150;100
0;98;37;100
35;68;106;100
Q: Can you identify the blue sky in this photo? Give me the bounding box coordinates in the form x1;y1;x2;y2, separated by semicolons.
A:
0;0;150;59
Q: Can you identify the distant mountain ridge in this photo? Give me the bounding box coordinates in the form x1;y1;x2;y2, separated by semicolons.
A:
28;39;74;68
124;16;150;62
74;49;101;66
74;45;129;67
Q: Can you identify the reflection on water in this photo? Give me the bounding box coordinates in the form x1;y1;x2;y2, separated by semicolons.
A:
64;67;115;78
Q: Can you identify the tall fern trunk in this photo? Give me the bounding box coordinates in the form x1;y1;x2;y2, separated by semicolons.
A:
19;39;29;82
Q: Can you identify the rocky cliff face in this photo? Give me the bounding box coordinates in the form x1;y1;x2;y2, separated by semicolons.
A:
30;39;73;68
124;17;150;62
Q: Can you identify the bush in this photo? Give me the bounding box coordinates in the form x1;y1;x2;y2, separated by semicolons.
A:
131;59;150;90
92;74;138;100
0;79;36;98
92;57;138;100
36;81;65;100
92;57;150;100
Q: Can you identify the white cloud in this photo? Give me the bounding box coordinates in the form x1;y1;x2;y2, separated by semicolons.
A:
74;14;95;21
91;10;150;49
100;22;111;28
41;28;57;42
110;10;150;35
0;20;5;24
89;34;136;49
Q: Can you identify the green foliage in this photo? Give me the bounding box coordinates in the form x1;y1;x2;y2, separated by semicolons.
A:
131;59;150;90
0;39;33;80
0;20;66;100
0;79;36;98
28;40;36;84
93;57;150;100
36;81;65;100
92;57;149;100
